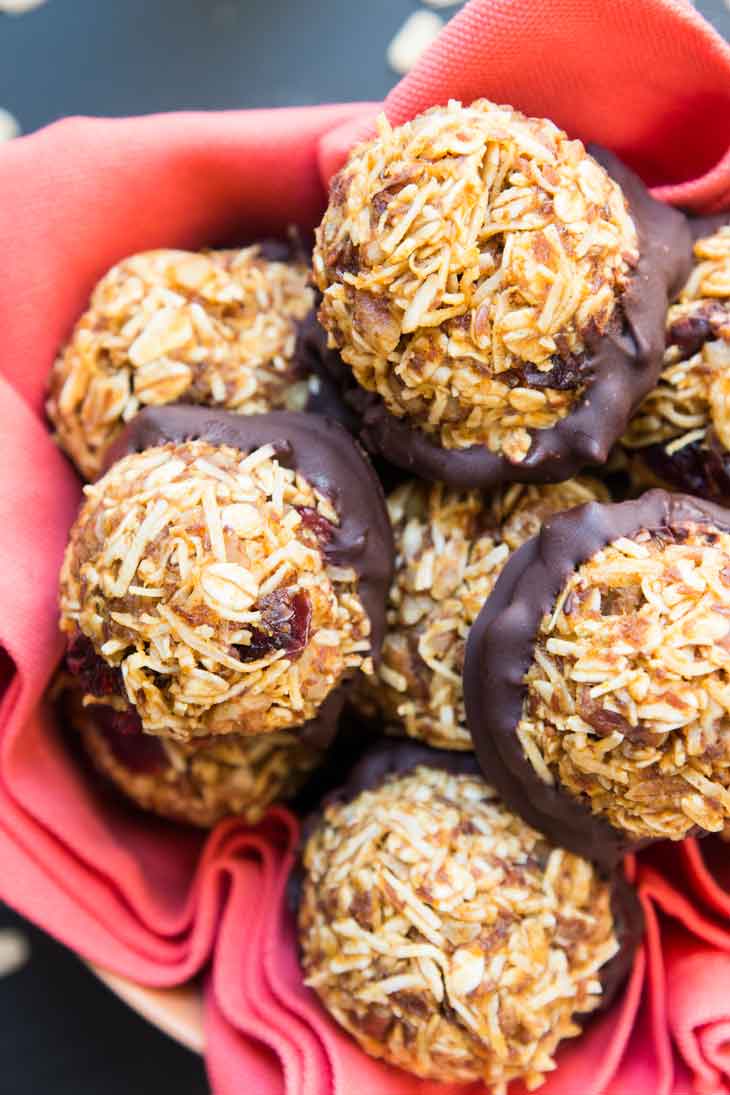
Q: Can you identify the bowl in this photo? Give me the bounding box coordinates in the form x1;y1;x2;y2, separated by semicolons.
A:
91;965;205;1053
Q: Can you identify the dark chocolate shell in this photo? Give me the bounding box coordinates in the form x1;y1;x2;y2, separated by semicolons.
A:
464;489;730;866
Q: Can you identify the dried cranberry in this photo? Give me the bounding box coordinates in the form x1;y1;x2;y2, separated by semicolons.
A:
109;707;144;736
297;506;335;546
581;703;634;737
667;313;714;357
500;353;589;392
235;589;312;662
92;706;163;774
520;354;589;391
66;633;123;698
577;692;654;743
641;438;730;506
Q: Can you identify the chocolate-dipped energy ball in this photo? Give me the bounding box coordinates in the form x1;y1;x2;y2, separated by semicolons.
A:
59;408;393;745
313;99;691;488
623;225;730;502
47;245;315;479
466;489;730;864
298;745;641;1088
68;688;321;827
359;476;608;749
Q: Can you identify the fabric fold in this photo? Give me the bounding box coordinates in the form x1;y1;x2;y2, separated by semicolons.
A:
665;936;730;1095
318;0;730;207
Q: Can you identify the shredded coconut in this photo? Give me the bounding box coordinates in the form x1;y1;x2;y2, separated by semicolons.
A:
624;227;730;460
314;99;638;462
358;477;607;748
519;522;730;839
59;439;371;741
299;766;618;1090
47;246;314;479
75;695;320;827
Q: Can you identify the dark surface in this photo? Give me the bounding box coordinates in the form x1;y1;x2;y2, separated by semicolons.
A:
0;904;207;1094
0;0;437;131
0;2;728;1094
0;0;727;137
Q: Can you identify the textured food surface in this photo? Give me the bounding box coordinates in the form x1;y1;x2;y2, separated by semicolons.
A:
59;439;372;740
47;246;314;479
74;694;321;827
314;99;638;463
625;226;730;457
361;477;608;749
519;522;730;840
299;765;619;1090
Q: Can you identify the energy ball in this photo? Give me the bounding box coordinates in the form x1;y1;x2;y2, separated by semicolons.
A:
465;489;730;864
59;408;393;745
358;476;608;749
313;99;691;488
67;687;321;827
623;225;730;503
47;244;316;479
297;744;641;1089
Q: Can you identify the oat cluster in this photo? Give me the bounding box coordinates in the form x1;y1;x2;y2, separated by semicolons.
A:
47;247;314;479
314;99;638;463
362;477;607;749
624;227;730;459
59;440;372;741
299;766;618;1091
77;703;320;827
519;524;730;839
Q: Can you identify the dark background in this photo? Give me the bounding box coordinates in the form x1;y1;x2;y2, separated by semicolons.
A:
1;2;729;1093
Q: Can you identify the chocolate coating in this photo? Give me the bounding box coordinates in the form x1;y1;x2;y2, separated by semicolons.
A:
687;212;730;245
317;740;482;809
295;740;642;1015
296;309;361;434
464;489;730;866
106;407;394;749
320;149;692;489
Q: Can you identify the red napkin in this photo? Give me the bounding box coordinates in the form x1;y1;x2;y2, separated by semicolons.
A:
2;2;730;1093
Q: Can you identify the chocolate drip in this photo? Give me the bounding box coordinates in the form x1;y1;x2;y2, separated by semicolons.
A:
686;211;730;245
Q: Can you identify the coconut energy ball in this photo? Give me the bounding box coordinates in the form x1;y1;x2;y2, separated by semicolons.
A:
47;244;316;479
59;408;393;745
298;746;641;1089
623;225;730;503
314;99;691;488
360;476;608;749
465;489;730;863
67;687;321;827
